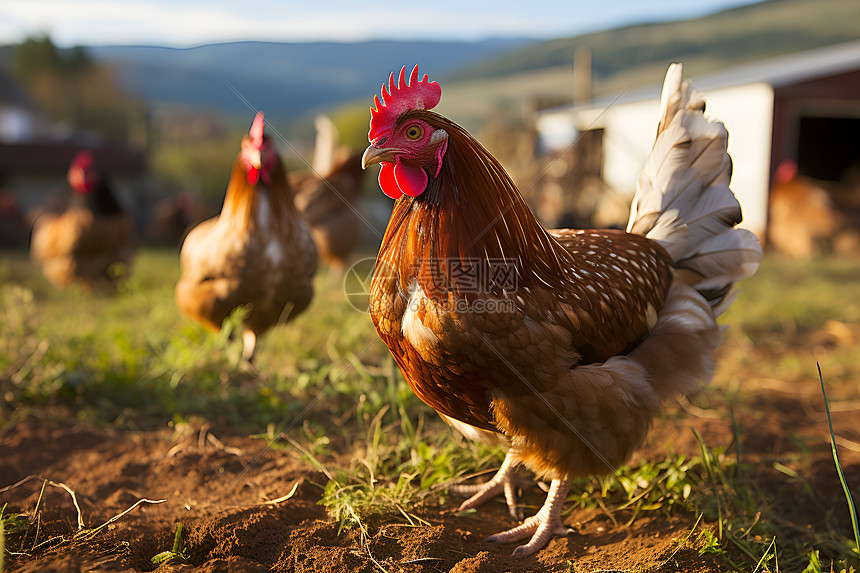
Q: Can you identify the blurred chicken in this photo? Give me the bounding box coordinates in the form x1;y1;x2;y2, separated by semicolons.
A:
767;160;842;257
30;150;136;291
146;193;209;246
292;115;365;273
175;112;317;361
362;65;762;556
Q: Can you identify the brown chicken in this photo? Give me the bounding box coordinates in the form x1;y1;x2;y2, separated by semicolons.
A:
175;112;317;361
361;65;762;556
30;150;136;292
767;160;842;257
292;115;366;273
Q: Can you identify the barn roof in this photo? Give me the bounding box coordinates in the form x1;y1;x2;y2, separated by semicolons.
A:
693;39;860;91
0;141;145;176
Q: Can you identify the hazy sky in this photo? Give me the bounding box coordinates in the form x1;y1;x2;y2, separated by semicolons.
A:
2;0;761;47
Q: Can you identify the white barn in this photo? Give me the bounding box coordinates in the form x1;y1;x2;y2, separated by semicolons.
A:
536;41;860;240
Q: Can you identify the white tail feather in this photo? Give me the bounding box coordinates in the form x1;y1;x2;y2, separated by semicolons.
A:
627;63;762;315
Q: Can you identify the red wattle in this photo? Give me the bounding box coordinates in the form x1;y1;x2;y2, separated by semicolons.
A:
378;163;403;199
247;166;260;185
393;157;428;197
71;180;94;194
378;158;428;199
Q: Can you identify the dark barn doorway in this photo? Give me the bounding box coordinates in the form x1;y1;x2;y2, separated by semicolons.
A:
796;116;860;182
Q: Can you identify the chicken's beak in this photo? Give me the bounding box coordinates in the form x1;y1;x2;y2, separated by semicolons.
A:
247;148;262;169
361;145;396;169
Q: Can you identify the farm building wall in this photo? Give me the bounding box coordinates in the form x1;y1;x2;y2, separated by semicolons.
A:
537;82;774;238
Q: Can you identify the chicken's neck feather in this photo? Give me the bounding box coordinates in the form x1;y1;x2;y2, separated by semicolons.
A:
379;113;571;300
220;159;297;233
71;180;124;216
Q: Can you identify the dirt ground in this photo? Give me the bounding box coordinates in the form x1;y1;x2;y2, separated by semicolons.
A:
3;341;860;573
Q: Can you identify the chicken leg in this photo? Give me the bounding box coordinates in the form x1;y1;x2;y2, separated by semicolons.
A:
452;450;533;519
486;477;573;557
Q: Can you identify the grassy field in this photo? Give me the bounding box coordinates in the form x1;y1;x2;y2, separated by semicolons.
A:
1;248;859;571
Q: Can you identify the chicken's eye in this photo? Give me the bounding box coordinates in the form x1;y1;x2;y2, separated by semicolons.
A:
405;124;423;140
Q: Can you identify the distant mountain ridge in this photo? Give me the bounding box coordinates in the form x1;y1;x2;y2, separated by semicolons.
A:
86;39;535;117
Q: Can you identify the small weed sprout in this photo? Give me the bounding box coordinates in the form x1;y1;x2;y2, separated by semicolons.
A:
0;504;27;539
150;522;189;565
1;504;29;573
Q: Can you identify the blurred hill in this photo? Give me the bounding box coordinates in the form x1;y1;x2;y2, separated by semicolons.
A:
83;39;534;118
450;0;860;87
52;0;859;131
437;0;860;129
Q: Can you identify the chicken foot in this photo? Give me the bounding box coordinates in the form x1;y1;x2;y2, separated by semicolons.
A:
451;451;533;520
486;477;573;558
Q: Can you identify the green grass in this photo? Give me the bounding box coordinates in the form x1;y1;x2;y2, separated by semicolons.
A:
0;248;395;431
819;364;860;565
722;255;860;336
315;401;504;539
1;503;28;573
2;249;860;571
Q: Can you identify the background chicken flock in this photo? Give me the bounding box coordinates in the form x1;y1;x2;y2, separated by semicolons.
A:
19;63;763;557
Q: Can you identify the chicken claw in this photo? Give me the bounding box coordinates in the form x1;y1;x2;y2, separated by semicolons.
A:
452;452;533;519
486;477;572;558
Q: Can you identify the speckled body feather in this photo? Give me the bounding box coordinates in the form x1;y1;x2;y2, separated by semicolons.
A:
371;113;689;478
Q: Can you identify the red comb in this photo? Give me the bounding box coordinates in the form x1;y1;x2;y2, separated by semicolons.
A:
67;150;97;194
249;111;265;148
368;65;441;142
70;149;94;171
241;111;277;185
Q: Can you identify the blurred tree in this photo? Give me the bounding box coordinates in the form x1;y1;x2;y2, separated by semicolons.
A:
150;135;238;204
331;104;373;152
12;36;64;80
12;34;146;145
